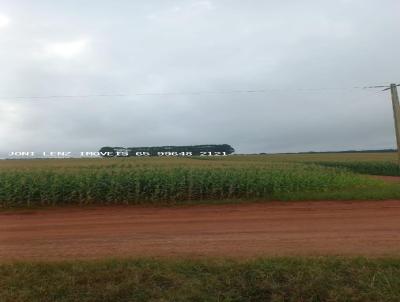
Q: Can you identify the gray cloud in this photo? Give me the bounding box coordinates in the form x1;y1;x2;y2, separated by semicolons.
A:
0;0;399;154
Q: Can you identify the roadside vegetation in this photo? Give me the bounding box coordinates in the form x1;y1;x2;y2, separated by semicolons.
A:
2;257;400;302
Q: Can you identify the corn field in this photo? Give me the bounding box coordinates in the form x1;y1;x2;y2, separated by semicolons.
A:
314;161;400;176
0;160;372;207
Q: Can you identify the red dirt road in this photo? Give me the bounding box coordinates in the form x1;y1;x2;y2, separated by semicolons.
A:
1;201;400;261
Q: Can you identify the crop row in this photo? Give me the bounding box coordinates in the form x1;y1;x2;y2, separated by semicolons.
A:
0;165;370;207
314;161;400;176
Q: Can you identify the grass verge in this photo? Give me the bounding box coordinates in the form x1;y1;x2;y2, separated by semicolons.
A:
1;257;400;302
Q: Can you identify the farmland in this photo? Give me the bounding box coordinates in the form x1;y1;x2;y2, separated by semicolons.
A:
2;152;400;301
0;152;399;208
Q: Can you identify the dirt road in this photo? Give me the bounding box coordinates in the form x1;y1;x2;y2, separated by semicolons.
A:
1;201;400;261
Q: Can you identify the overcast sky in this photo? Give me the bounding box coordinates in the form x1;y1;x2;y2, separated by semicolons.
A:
0;0;399;155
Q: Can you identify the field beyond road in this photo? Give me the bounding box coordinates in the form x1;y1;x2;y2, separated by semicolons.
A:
2;153;400;207
2;200;400;261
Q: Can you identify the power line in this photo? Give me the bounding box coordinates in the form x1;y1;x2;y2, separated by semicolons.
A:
0;94;127;100
0;84;396;100
383;84;400;91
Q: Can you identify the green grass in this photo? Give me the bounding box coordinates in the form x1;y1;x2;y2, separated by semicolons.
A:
2;257;400;302
314;161;400;176
259;152;398;163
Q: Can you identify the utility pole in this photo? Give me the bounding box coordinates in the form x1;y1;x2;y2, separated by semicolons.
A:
390;83;400;165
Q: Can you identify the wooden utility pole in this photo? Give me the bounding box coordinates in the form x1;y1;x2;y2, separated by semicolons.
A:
390;83;400;165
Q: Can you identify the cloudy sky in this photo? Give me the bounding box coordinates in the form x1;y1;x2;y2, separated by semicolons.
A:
0;0;399;155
